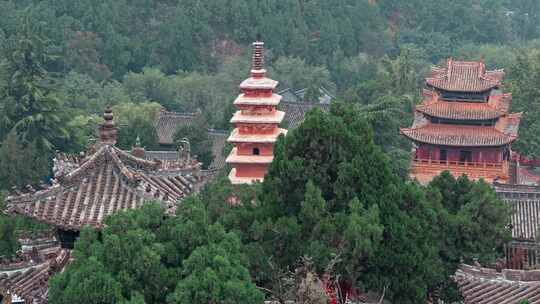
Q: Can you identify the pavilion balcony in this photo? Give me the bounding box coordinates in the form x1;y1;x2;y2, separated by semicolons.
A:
410;158;509;184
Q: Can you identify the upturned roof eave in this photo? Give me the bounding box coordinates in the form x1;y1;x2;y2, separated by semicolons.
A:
415;105;504;121
426;81;499;93
400;127;517;147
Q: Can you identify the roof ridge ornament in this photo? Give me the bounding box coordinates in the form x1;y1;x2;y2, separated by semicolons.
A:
478;57;486;77
99;106;117;146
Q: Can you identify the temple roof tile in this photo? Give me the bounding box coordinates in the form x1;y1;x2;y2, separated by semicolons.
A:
427;59;503;93
401;114;520;147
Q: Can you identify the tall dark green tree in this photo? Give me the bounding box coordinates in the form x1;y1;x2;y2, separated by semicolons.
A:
0;18;68;149
0;18;68;190
211;103;443;303
428;172;511;301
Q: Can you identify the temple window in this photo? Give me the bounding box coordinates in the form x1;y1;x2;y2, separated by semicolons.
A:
460;150;472;163
440;91;487;102
440;149;447;161
253;147;260;155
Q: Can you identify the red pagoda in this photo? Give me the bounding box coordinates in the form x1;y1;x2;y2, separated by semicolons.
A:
226;41;287;184
401;59;522;184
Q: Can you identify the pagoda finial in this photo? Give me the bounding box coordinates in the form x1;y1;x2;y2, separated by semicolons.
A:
251;38;265;78
99;106;117;145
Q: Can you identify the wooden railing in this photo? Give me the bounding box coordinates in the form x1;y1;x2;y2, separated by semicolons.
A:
413;158;505;169
411;159;509;180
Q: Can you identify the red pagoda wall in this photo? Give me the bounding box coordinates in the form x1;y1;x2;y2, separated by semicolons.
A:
415;144;504;164
236;143;273;156
234;164;268;178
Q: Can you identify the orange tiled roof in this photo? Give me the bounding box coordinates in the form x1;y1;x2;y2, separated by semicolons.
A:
427;59;504;93
417;101;504;120
400;114;520;147
454;264;540;304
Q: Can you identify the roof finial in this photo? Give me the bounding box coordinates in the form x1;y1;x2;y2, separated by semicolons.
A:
251;36;265;78
479;57;486;77
99;106;117;145
447;58;453;78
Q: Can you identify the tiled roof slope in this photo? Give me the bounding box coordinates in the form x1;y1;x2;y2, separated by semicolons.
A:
279;101;330;129
208;130;228;170
0;243;70;304
427;59;504;93
401;117;519;147
418;90;512;121
454;264;540;303
495;183;540;241
155;110;198;145
6;145;202;231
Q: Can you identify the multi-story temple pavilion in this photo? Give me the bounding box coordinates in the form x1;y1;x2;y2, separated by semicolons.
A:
226;41;287;184
401;59;522;184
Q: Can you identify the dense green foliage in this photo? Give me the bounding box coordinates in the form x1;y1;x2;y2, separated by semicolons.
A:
49;202;263;304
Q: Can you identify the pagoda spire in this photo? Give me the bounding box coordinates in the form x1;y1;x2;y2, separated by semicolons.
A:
250;40;266;78
99;106;117;145
226;40;287;184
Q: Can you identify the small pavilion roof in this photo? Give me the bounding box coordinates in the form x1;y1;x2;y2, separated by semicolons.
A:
154;109;198;145
6;144;202;231
495;183;540;241
427;59;504;93
454;264;540;304
400;112;521;147
278;101;330;129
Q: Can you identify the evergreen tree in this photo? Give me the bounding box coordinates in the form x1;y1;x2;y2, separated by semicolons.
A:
0;18;68;150
0;131;49;189
49;201;262;304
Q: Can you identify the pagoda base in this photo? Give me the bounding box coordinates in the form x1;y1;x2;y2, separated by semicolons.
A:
228;168;264;185
410;159;509;184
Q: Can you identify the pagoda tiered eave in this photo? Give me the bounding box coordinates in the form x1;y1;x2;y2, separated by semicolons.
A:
239;77;278;90
226;148;274;164
233;93;282;106
227;128;287;144
230;110;285;124
228;168;262;185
